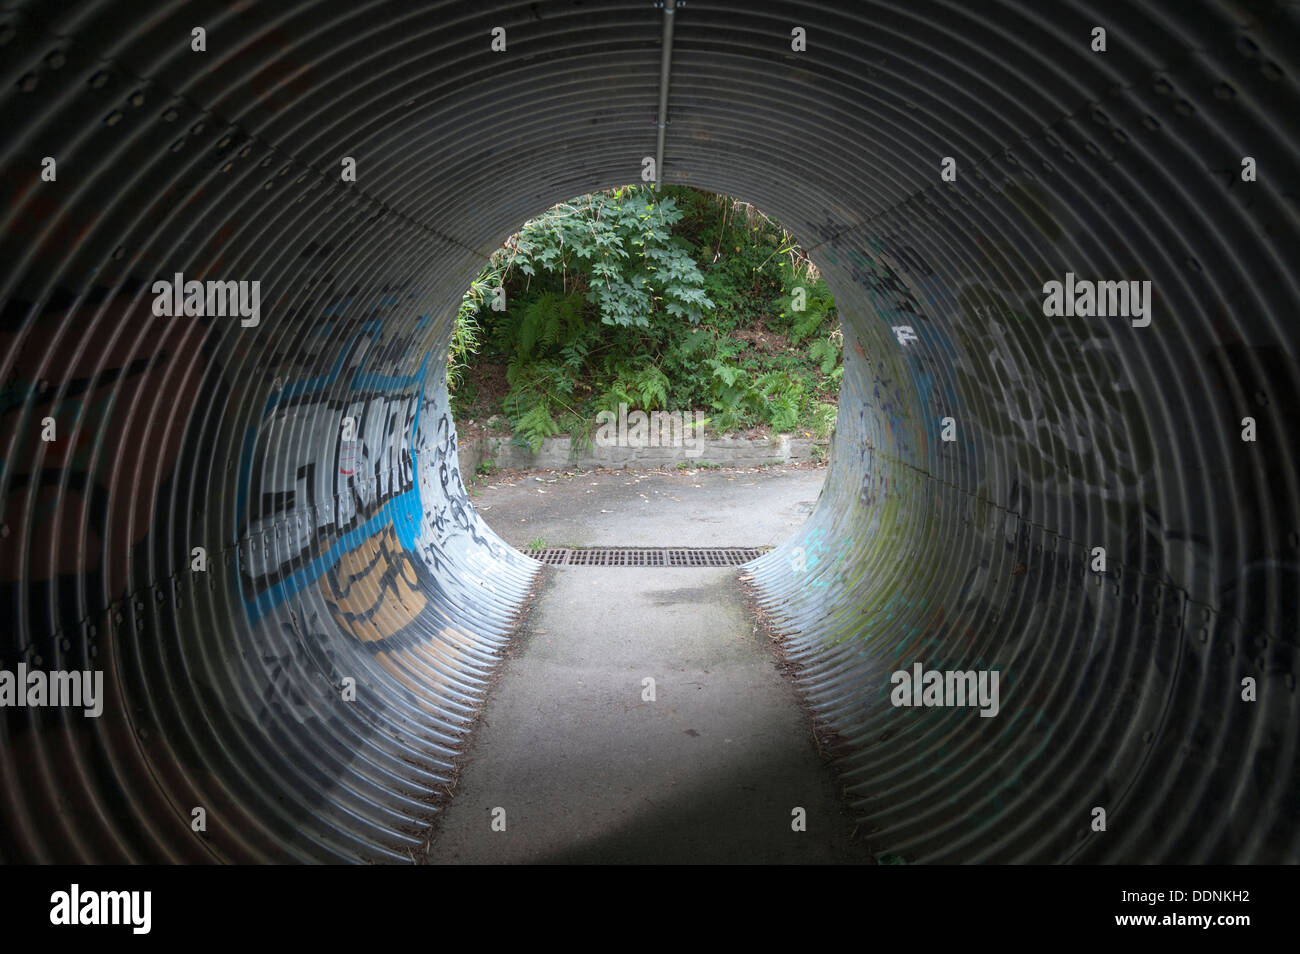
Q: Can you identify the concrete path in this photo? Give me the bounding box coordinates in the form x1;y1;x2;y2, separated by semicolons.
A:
468;462;827;549
429;464;872;863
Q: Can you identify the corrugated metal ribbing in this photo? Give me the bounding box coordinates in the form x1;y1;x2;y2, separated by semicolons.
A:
0;0;1296;862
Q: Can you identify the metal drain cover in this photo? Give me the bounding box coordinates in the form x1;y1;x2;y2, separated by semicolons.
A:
524;546;769;567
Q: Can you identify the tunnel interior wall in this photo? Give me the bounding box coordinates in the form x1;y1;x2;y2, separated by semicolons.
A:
0;0;1297;862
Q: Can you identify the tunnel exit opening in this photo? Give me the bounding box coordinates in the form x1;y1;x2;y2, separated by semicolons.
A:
444;183;841;551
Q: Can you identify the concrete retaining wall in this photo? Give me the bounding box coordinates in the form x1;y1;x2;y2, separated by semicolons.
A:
458;432;826;473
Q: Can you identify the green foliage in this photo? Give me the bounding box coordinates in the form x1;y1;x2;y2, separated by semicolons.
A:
509;399;561;452
809;337;840;376
447;264;505;392
596;364;670;414
756;371;804;432
506;291;585;383
775;271;836;344
449;184;844;448
701;358;753;431
810;402;838;439
565;411;596;458
506;187;713;327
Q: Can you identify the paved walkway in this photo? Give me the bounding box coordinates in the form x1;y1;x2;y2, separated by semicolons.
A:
429;465;872;863
467;462;826;548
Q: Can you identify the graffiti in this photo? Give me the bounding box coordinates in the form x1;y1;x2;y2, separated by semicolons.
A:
256;605;342;726
320;525;427;644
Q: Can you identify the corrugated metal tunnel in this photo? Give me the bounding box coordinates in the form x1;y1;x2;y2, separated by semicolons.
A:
1;0;1297;863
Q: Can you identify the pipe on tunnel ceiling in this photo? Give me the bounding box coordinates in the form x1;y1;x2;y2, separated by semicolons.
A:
655;0;678;186
0;0;1297;863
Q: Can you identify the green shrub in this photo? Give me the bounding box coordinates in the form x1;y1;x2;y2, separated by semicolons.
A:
450;184;843;443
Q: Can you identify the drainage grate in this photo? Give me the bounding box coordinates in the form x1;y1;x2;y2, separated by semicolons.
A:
524;546;769;567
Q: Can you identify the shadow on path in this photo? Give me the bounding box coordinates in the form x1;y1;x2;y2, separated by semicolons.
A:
429;563;872;864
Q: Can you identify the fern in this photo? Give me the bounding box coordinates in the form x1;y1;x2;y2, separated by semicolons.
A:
633;366;670;411
767;392;801;431
790;306;826;343
809;337;840;376
560;337;590;373
512;401;560;452
754;371;807;432
708;405;744;432
596;379;635;414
